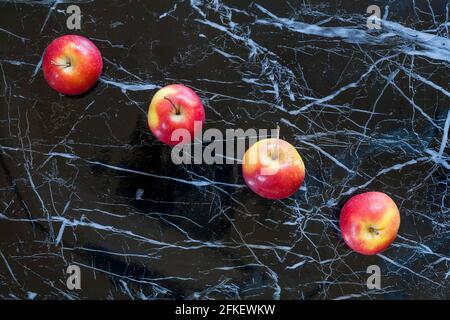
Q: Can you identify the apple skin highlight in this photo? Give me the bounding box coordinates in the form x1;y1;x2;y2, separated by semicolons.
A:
340;191;400;255
148;84;205;146
242;138;305;200
43;35;103;95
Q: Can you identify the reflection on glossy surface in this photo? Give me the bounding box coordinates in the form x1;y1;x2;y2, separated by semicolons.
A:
0;0;449;299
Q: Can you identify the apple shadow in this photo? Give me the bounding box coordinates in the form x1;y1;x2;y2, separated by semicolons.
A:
64;81;100;100
114;116;234;237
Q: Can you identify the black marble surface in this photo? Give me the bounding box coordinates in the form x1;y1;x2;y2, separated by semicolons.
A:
0;0;449;300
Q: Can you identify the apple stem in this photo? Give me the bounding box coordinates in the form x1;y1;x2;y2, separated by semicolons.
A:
51;60;71;68
369;227;380;236
164;96;181;115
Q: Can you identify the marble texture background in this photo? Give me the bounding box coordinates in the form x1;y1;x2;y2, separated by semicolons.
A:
0;0;448;299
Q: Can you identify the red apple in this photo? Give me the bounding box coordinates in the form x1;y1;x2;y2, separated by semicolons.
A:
242;138;305;199
340;191;400;255
148;84;205;146
43;35;103;95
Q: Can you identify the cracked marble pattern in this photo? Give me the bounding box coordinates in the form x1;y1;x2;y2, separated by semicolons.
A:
0;0;449;299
